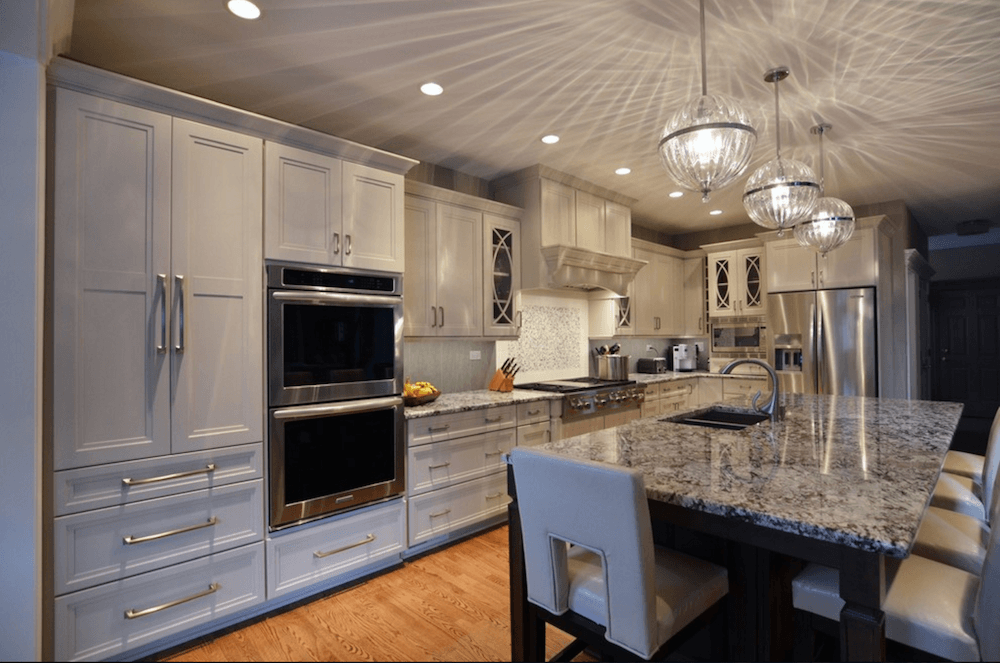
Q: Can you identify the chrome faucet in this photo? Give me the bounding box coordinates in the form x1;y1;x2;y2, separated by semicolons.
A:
720;359;783;424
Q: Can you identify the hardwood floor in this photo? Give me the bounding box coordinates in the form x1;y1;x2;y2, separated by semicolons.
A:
150;525;582;662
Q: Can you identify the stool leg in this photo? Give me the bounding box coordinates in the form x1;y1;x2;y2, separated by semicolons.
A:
793;609;815;662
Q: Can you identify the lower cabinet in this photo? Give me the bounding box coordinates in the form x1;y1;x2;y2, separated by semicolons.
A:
640;379;697;417
54;543;265;662
265;498;406;599
408;472;510;547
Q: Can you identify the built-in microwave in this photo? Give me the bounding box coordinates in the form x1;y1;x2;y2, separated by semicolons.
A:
711;322;766;352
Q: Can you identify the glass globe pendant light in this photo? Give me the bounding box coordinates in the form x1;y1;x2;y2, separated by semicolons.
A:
657;0;757;202
794;124;856;256
742;67;820;235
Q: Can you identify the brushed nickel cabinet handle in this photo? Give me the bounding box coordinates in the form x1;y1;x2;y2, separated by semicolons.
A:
429;509;452;518
345;234;352;256
485;492;504;500
484;415;503;423
174;275;185;353
156;274;168;354
314;533;376;558
428;424;451;433
123;463;216;487
485;449;504;457
333;232;341;255
125;583;220;620
428;462;451;470
123;516;218;545
431;306;437;328
439;306;444;326
527;408;542;416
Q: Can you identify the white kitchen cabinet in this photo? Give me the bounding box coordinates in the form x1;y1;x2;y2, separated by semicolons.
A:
588;285;634;339
265;143;405;272
574;189;605;253
604;200;633;257
516;401;552;447
682;256;707;336
633;243;684;335
265;499;406;600
706;244;766;317
765;227;877;293
640;380;697;418
484;213;522;336
52;90;263;470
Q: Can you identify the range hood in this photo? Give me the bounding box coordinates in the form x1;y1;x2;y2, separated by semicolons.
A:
540;245;647;297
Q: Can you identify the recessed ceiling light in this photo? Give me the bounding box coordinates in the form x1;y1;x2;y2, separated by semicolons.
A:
226;0;261;20
669;191;684;198
420;82;444;96
615;167;631;175
541;135;560;144
709;209;723;216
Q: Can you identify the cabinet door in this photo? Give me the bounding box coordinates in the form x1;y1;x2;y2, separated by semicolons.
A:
263;142;342;265
403;196;437;336
707;251;736;316
171;119;263;454
342;161;405;272
660;255;684;335
52;89;172;470
574;190;605;253
539;178;575;246
484;214;521;336
634;248;672;334
817;227;876;289
765;239;816;293
739;249;766;314
682;257;706;335
604;201;632;258
436;203;483;336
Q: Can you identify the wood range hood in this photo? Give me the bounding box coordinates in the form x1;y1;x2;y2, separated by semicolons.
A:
540;244;647;296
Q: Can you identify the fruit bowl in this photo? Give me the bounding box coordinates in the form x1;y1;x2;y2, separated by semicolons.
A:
404;388;441;407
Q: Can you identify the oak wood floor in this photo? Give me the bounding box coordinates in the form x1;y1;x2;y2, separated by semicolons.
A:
151;525;583;662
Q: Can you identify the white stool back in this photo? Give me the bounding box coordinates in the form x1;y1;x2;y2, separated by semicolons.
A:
975;519;1000;661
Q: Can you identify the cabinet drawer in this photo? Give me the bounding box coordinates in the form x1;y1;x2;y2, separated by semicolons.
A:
266;498;405;599
54;542;264;662
723;377;768;398
408;428;516;495
408;472;509;547
517;421;551;448
517;400;551;426
54;443;263;516
407;405;515;446
54;480;263;595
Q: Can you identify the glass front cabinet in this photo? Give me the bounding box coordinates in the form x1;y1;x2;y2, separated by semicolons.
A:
484;213;522;336
707;245;766;317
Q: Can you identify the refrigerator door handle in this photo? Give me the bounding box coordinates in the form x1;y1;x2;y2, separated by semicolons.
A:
815;301;824;394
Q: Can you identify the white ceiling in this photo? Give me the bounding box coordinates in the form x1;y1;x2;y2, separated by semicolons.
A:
66;0;1000;237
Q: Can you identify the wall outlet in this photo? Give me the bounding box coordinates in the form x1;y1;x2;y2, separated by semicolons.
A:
694;342;706;354
646;344;656;352
469;350;481;360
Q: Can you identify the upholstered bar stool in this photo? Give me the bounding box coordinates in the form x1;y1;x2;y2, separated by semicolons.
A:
790;519;1000;661
509;447;730;661
931;407;1000;520
942;407;1000;486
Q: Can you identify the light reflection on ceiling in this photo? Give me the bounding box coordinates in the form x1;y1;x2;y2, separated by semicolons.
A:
66;0;1000;237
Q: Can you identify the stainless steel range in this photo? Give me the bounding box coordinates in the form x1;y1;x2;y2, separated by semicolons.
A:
517;377;645;422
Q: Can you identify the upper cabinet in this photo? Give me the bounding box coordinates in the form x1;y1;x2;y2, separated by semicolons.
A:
632;243;682;335
764;226;878;293
404;181;522;338
264;142;404;272
492;165;642;294
704;241;766;318
52;89;264;470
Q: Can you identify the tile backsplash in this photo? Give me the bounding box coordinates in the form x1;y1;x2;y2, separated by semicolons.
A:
496;291;591;383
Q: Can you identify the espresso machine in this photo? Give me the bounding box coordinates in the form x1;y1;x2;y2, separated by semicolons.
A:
672;344;697;372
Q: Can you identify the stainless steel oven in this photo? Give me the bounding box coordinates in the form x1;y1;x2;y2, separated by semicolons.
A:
266;262;405;530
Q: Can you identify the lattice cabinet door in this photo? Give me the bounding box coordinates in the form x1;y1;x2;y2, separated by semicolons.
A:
484;213;522;336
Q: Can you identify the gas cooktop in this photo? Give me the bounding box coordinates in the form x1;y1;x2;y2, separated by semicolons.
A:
517;377;636;393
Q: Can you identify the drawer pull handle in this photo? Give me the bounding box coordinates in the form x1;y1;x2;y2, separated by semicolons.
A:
314;533;376;559
125;582;220;620
428;462;451;470
430;509;452;518
122;463;217;487
428;424;451;433
527;409;542;416
485;449;504;457
484;415;503;423
123;517;218;545
485;492;504;500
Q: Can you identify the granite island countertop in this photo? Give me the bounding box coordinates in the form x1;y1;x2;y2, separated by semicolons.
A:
534;393;963;557
404;389;560;419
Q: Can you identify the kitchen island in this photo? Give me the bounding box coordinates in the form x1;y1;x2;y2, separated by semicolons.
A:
507;393;963;661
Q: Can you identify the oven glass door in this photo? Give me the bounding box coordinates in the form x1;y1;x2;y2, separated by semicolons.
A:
269;290;403;405
269;396;405;530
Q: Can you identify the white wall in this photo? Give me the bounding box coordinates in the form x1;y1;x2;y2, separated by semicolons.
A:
0;50;44;662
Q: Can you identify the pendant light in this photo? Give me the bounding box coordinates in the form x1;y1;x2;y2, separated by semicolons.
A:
742;66;820;235
794;124;856;256
657;0;757;202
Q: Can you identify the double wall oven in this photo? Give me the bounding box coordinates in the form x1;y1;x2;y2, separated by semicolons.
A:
267;263;405;530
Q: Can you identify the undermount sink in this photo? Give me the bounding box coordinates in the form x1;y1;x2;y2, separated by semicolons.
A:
662;407;770;430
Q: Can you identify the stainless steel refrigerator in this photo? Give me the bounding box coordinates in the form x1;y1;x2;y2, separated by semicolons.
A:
768;287;877;396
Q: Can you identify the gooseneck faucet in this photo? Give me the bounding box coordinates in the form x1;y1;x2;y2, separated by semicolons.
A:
720;358;783;424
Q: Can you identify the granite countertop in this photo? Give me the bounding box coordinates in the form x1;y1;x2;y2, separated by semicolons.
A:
404;389;560;419
629;371;766;385
534;393;963;557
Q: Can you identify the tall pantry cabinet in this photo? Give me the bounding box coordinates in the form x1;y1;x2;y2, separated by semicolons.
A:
50;88;265;661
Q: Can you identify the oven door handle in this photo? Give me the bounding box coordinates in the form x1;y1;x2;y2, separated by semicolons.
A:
273;396;404;420
271;290;402;307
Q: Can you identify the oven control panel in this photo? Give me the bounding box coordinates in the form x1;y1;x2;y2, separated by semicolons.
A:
564;386;646;421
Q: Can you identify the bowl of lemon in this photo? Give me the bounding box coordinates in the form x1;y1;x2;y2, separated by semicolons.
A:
403;379;441;406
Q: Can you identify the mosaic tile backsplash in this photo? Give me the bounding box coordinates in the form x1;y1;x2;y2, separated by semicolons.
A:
496;304;584;376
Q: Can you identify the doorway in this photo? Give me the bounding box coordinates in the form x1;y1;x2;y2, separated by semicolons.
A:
930;278;1000;453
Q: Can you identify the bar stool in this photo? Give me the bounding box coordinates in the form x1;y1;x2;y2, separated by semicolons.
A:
791;518;1000;661
509;447;729;661
942;406;1000;486
930;407;1000;521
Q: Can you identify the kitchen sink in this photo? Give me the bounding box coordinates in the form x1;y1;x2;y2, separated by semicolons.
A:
662;407;769;430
